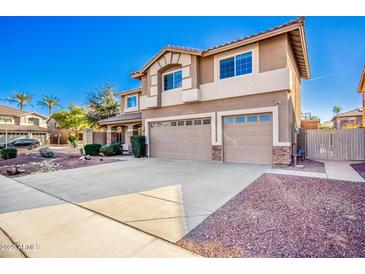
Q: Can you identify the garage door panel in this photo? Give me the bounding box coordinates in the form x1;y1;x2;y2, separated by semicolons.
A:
223;113;273;165
150;119;211;161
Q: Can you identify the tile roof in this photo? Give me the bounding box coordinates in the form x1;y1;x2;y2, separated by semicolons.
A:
0;124;49;132
0;104;27;117
0;104;48;119
202;17;305;53
114;87;142;97
338;108;363;117
332;108;363;120
98;112;142;125
131;17;309;79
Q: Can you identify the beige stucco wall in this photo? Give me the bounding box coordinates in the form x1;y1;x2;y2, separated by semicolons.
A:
119;92;141;114
287;41;301;127
259;34;288;73
143;90;290;143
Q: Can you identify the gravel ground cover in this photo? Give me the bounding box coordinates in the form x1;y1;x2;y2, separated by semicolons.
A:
351;163;365;179
273;159;325;173
0;153;117;177
177;173;365;257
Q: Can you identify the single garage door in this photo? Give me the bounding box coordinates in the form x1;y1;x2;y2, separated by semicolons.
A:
149;118;211;160
223;113;273;165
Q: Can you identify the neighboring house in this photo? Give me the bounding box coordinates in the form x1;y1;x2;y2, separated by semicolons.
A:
47;118;70;144
108;17;310;165
0;104;49;144
358;65;365;126
98;87;142;148
331;108;363;129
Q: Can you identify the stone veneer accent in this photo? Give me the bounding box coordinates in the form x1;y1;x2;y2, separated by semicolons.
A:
272;146;292;166
212;145;223;161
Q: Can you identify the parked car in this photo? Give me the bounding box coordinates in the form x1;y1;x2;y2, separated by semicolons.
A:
0;138;40;150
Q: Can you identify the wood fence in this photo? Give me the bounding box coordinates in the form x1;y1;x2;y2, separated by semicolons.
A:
299;128;365;160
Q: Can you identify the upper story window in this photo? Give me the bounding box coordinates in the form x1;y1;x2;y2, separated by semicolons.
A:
163;70;182;91
0;116;13;124
219;51;253;80
28;117;40;126
126;95;137;109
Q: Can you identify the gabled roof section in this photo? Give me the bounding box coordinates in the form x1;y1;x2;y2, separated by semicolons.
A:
358;65;365;93
0;104;27;117
114;87;142;97
0;104;48;119
130;46;203;78
131;17;310;80
331;108;363;121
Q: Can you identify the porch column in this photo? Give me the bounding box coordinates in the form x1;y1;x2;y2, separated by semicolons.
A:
126;124;135;150
106;125;113;144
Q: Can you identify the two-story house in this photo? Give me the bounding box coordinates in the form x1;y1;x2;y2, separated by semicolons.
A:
103;17;310;165
0;104;49;144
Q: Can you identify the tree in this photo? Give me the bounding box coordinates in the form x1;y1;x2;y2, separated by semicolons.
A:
37;95;61;116
333;106;342;116
85;84;120;127
7;92;32;110
52;104;89;140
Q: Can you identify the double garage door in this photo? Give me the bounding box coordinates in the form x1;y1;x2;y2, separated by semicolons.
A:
149;113;273;165
149;118;212;161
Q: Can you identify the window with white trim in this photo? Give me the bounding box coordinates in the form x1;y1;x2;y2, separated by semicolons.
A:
163;70;182;91
0;116;13;124
126;95;137;109
219;51;253;80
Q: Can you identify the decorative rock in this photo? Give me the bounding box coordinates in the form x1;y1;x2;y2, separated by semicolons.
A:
6;166;19;175
84;155;91;160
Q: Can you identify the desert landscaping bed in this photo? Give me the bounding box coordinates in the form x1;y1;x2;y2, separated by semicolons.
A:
0;152;118;177
177;173;365;258
351;163;365;179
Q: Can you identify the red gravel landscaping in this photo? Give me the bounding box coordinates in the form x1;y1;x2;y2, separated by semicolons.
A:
0;153;118;177
273;159;326;173
351;163;365;179
177;173;365;258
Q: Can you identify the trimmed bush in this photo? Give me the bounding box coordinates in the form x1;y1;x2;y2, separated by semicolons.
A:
39;147;54;158
131;135;145;158
1;147;17;160
100;142;122;156
84;144;102;156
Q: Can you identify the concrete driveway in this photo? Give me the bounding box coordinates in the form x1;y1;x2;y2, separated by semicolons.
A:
0;158;269;257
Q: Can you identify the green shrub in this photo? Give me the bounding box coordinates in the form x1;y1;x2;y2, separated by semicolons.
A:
68;135;77;148
1;147;17;160
100;142;122;156
84;144;102;156
39;147;54;158
131;135;145;158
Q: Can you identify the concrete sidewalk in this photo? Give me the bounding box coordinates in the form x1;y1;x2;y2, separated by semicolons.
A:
0;175;198;258
267;160;365;182
323;160;365;182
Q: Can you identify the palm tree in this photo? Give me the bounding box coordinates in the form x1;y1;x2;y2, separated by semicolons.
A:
7;92;33;110
332;106;342;117
37;95;61;116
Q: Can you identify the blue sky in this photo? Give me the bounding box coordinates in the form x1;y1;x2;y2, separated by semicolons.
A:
0;16;364;121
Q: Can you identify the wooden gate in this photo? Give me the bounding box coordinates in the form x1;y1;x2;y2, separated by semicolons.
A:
302;128;365;160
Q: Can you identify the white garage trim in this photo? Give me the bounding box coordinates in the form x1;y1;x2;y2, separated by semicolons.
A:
144;112;216;150
145;106;290;157
217;106;291;147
